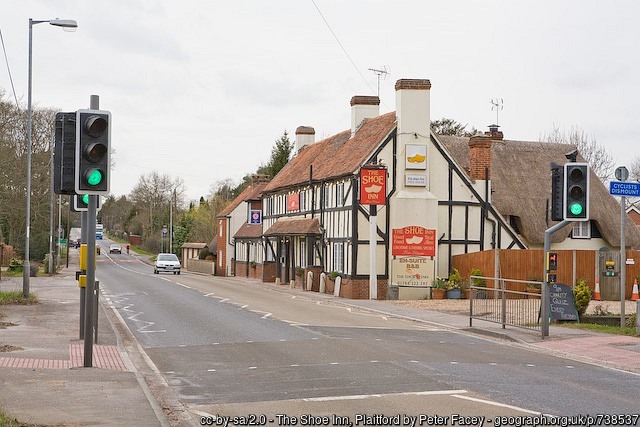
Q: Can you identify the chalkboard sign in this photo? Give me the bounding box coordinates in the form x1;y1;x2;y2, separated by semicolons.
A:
548;283;578;321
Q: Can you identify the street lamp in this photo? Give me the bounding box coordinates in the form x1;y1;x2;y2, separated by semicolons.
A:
24;18;77;297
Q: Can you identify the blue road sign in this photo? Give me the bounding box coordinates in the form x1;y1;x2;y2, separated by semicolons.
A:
610;181;640;197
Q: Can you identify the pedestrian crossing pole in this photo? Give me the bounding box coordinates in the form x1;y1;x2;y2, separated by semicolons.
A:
83;95;100;367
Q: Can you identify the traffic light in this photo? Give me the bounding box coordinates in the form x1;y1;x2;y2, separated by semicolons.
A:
72;194;101;212
563;162;589;221
75;109;111;195
550;162;564;222
53;112;77;195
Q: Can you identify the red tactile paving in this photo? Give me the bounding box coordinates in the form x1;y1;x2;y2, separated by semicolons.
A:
0;344;127;371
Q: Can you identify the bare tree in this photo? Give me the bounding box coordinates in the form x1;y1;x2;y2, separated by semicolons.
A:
629;156;640;182
541;124;614;182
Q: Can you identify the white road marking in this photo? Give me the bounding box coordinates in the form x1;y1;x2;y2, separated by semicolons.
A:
453;394;543;415
300;389;469;402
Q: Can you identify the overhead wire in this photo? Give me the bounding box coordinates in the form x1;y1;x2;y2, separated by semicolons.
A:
0;25;20;108
310;0;390;109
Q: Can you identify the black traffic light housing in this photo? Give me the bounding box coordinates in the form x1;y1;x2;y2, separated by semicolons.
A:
71;194;101;212
550;162;564;222
53;112;77;195
563;162;589;221
75;109;111;195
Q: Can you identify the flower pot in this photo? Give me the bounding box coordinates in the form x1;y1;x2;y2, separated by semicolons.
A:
432;288;446;299
446;289;461;299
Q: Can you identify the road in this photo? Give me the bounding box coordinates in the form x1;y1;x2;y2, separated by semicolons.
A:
94;240;640;425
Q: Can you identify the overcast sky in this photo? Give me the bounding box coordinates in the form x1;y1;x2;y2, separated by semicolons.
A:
2;1;639;202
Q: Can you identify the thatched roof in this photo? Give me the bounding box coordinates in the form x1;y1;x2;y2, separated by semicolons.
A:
438;135;640;247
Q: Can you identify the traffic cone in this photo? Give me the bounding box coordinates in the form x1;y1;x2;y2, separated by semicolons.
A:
593;279;601;301
632;279;639;301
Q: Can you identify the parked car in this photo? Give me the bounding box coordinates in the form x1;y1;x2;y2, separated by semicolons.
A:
154;253;181;275
109;244;122;254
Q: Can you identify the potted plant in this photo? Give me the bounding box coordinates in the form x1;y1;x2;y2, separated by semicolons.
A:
431;277;447;299
469;267;487;299
446;268;462;299
525;281;541;298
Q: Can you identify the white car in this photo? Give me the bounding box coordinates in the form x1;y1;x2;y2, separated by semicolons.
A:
154;253;181;275
109;243;122;254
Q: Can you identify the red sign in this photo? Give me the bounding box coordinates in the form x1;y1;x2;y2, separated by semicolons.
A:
360;167;386;205
287;193;300;211
392;226;436;257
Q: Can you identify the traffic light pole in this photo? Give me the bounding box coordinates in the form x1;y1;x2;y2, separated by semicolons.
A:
542;219;570;338
83;94;100;367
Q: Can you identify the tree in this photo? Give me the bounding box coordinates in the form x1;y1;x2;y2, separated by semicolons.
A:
0;90;57;260
629;156;640;182
265;131;293;178
128;172;185;249
541;124;614;182
431;118;478;137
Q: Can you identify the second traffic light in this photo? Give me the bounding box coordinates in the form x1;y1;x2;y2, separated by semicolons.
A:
75;109;111;195
563;162;589;221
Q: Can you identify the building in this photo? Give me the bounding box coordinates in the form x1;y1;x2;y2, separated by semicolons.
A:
231;78;640;299
216;181;269;276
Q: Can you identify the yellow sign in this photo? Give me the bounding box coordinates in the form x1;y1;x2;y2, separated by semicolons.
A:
78;274;86;288
392;257;435;286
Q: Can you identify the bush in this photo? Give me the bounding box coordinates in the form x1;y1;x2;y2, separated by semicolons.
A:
199;247;211;260
574;279;591;316
469;268;485;286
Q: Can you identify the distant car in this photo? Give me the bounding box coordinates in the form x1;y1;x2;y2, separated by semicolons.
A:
154;253;181;275
109;244;122;254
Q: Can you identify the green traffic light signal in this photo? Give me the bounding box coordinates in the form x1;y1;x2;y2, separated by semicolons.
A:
82;194;89;204
570;202;583;216
86;169;103;186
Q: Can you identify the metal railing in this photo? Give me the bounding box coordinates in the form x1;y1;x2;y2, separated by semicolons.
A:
469;276;543;331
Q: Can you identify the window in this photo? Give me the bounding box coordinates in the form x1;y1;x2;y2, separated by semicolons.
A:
336;183;344;207
219;220;223;237
300;240;306;267
218;250;223;267
572;221;591;239
333;242;344;273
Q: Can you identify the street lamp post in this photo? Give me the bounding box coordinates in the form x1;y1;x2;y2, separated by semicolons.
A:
23;18;77;297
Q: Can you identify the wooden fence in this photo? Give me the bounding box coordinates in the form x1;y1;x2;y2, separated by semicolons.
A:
452;249;640;298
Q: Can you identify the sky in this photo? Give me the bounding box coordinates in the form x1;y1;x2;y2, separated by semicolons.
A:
2;1;639;203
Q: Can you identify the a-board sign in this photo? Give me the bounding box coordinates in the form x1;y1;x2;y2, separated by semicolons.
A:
548;283;578;321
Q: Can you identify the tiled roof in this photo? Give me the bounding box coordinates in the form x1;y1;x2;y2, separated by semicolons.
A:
217;182;269;218
234;223;264;239
264;218;321;236
181;242;207;249
263;112;396;193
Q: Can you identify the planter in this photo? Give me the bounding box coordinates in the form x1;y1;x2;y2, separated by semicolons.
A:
446;289;461;299
432;288;446;299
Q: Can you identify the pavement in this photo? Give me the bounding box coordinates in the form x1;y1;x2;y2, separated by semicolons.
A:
1;256;639;427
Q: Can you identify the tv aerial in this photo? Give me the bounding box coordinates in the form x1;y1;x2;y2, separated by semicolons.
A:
490;98;504;125
368;66;389;97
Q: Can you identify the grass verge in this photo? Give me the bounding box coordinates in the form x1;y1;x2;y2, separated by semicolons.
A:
558;322;639;337
0;291;38;305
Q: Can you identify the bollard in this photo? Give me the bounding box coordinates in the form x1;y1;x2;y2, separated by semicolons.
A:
333;276;342;297
306;271;313;291
636;300;640;335
319;272;326;294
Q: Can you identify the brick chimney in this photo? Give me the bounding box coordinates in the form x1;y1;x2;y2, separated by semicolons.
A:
485;124;504;140
469;134;493;180
295;126;315;153
350;96;380;138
